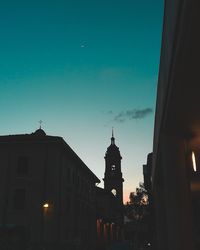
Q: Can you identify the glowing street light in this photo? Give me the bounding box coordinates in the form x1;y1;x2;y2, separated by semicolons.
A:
43;203;49;208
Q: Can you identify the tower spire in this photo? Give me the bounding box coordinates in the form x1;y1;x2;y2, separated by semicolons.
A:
39;120;43;129
111;127;115;145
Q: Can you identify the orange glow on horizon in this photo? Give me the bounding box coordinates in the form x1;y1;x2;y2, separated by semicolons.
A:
123;192;130;204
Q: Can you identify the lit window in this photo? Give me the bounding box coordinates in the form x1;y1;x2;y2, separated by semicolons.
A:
192;151;197;172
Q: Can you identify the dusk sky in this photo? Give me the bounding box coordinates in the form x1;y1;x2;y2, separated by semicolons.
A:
0;0;164;203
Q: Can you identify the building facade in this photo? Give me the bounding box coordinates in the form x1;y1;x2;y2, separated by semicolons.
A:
152;1;200;250
0;128;100;250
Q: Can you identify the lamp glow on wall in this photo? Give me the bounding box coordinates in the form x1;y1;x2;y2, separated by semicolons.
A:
192;151;197;172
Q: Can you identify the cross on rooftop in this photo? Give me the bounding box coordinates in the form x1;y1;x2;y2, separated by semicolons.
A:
39;120;43;129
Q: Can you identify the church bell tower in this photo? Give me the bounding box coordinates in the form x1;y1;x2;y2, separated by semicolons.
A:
103;129;124;206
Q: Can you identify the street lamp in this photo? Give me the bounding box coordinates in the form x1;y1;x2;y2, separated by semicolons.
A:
43;203;49;208
42;202;51;250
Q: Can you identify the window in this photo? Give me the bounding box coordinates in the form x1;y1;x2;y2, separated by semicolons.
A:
111;189;117;196
13;188;26;210
111;165;116;171
192;151;197;172
17;156;29;176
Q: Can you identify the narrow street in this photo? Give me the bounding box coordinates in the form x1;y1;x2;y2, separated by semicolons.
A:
107;241;133;250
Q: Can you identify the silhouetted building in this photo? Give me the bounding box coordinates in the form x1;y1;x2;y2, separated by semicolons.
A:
153;1;200;250
103;130;124;225
143;153;152;195
96;131;124;249
143;153;155;249
0;128;100;250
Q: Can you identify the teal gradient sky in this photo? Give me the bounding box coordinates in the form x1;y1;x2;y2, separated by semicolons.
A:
0;0;164;202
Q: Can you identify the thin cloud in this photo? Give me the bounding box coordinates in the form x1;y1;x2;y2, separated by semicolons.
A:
107;110;113;114
113;108;153;123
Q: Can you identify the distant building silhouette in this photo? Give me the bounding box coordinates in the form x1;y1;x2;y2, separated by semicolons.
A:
96;131;124;249
143;153;152;197
0;128;100;250
103;130;124;226
103;130;124;211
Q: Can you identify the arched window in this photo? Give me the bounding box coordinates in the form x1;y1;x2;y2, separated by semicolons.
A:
111;189;117;196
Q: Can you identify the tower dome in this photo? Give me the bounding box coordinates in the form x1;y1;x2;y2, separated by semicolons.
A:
34;128;46;136
105;129;122;159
